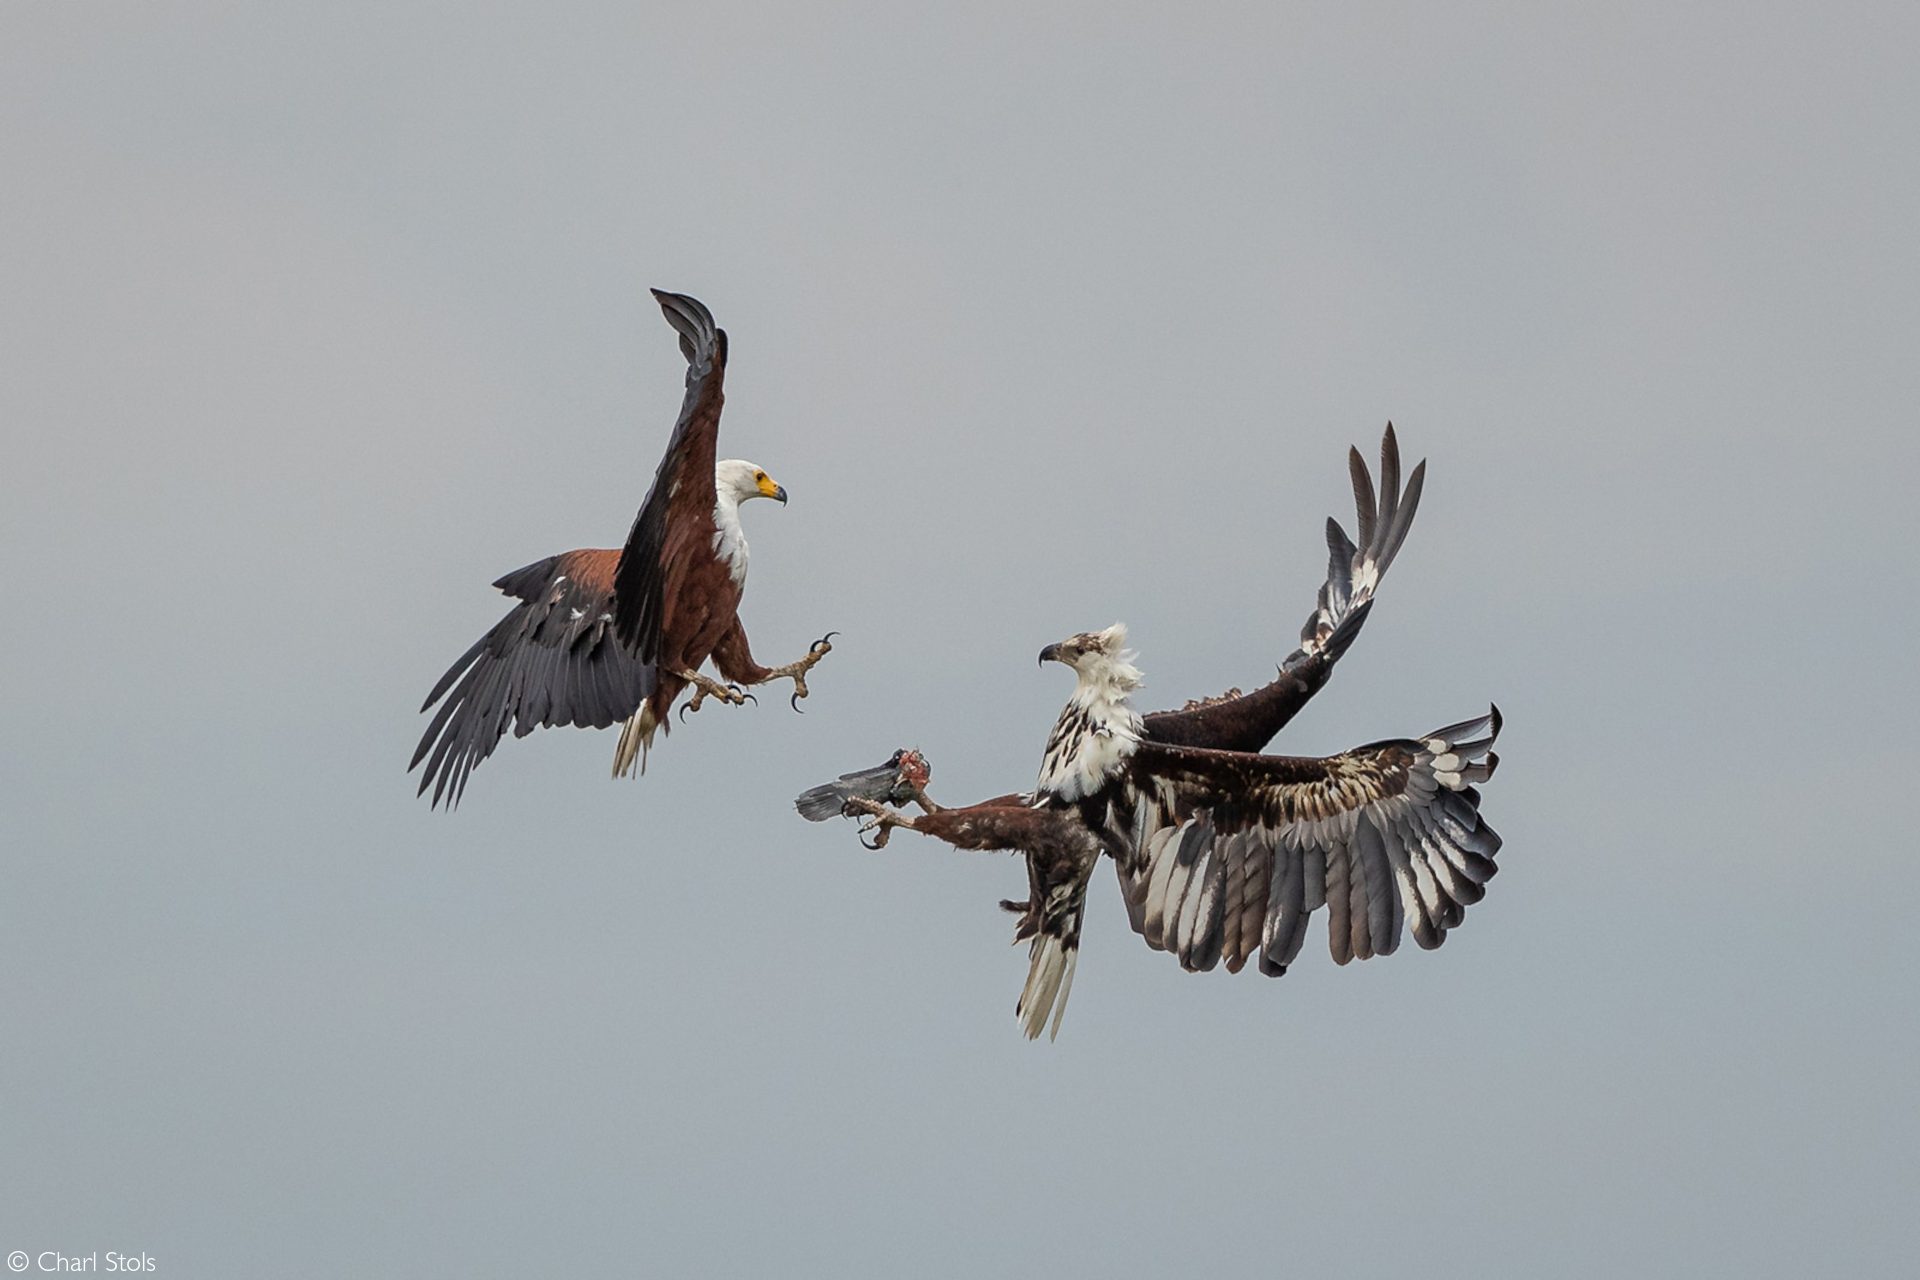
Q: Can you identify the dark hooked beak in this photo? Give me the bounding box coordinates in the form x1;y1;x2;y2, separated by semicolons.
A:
1038;643;1063;666
773;484;788;505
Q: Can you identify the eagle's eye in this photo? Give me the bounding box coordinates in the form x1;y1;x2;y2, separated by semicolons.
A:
755;471;766;482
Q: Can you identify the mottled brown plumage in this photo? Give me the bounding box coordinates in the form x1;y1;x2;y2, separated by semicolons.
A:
813;427;1505;1039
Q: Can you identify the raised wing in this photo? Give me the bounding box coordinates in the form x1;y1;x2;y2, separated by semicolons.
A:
1119;707;1501;976
411;549;656;808
612;289;728;661
1143;425;1426;753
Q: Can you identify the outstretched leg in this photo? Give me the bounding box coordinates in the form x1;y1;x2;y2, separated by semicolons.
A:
712;620;838;712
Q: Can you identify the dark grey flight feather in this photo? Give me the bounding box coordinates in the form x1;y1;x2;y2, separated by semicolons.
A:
1138;425;1427;758
794;750;929;821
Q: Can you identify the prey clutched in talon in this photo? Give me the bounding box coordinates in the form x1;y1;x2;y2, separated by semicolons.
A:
765;631;837;712
794;748;937;821
676;668;755;722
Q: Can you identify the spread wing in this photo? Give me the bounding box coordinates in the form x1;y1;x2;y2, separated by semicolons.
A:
612;289;728;661
1118;707;1501;975
1143;425;1426;753
410;549;655;808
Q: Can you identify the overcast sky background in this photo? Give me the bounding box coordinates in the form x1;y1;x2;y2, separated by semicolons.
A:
4;4;1917;1276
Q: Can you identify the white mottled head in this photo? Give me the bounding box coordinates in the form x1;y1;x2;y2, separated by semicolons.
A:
1034;622;1144;802
1038;622;1144;696
715;458;788;507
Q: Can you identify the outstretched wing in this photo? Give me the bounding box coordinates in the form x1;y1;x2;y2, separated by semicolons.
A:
411;549;656;808
612;289;728;661
1118;707;1501;976
1143;425;1426;753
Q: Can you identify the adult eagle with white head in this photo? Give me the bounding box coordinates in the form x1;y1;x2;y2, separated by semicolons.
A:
411;290;833;808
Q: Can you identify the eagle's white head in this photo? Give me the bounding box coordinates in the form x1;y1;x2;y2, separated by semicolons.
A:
1034;623;1144;803
709;459;787;588
715;458;787;506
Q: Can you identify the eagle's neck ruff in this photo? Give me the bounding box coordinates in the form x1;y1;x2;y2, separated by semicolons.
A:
1035;659;1144;803
711;490;749;586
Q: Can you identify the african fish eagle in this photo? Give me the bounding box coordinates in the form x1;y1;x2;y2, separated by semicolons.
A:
822;428;1505;1039
410;289;833;807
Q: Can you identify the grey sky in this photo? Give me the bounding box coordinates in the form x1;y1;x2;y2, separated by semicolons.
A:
3;4;1916;1276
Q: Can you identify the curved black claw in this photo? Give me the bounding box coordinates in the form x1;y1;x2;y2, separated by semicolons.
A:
811;630;839;655
790;689;806;714
678;701;698;724
859;829;887;851
731;685;757;706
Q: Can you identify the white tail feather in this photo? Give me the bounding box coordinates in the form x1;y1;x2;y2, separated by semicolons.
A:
1018;934;1077;1040
1048;950;1078;1042
610;702;663;778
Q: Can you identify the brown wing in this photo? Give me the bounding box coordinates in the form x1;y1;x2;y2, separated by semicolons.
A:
410;549;655;808
1118;707;1501;976
612;289;728;663
1143;425;1426;753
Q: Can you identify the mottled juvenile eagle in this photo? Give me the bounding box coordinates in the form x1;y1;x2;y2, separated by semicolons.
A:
821;429;1505;1038
411;289;833;807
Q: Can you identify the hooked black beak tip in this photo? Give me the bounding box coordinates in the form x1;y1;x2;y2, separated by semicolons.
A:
774;485;788;505
1038;643;1061;666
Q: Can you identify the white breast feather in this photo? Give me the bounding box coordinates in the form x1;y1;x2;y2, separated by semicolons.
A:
1037;681;1143;802
711;498;749;586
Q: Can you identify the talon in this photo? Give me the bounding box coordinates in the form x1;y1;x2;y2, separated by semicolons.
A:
678;701;697;724
810;630;839;656
843;797;898;847
790;689;805;714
